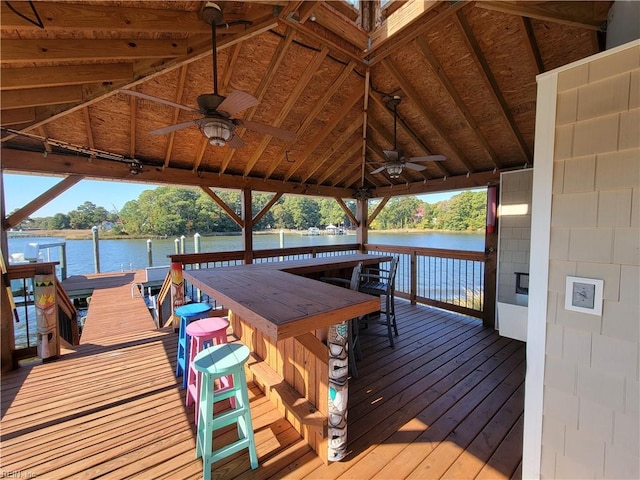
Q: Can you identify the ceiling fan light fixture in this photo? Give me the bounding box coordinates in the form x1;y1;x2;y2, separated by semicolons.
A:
386;162;403;178
200;118;234;146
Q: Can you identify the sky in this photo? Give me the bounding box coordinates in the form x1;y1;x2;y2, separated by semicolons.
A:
2;172;465;218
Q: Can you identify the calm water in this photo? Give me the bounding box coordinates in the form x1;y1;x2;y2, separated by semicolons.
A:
8;230;484;277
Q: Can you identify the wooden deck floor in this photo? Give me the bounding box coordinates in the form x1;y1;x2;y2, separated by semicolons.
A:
1;301;525;479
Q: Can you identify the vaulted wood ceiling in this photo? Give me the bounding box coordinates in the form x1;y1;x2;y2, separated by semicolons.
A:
0;1;610;200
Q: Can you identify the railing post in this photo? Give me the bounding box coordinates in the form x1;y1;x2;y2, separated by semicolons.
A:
147;239;153;267
410;250;417;304
91;226;100;273
180;235;186;254
194;233;201;301
170;262;185;329
174;238;180;254
59;243;67;280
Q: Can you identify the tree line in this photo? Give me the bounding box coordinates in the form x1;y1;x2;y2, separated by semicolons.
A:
17;187;487;236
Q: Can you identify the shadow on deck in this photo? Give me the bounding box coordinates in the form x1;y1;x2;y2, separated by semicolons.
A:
0;300;524;479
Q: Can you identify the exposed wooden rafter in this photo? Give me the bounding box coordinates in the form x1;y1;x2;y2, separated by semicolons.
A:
0;64;133;91
163;65;189;169
519;17;545;74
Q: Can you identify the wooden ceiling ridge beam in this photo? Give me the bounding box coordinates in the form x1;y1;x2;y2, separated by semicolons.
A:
455;10;532;163
282;84;365;182
164;65;190;169
474;1;609;31
334;197;358;227
300;115;363;183
1;148;353;199
369;93;448;178
414;36;502;169
200;187;244;228
220;28;294;175
0;64;134;91
263;60;357;179
253;192;283;225
1;16;279;143
0;3;212;33
382;58;477;174
243;46;329;177
3;174;84;230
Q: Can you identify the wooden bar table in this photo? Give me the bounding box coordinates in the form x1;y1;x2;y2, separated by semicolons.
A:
183;253;391;463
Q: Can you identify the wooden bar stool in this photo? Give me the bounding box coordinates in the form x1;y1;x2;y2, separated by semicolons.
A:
186;316;231;424
175;302;213;388
194;343;258;479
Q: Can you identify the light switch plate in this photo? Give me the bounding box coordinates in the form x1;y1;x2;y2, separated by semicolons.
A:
565;276;604;316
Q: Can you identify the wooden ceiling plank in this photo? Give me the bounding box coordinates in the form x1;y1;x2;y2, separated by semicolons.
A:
0;64;134;91
334;197;358;227
264;60;357;179
366;1;466;65
1;85;83;110
3;174;83;229
301;115;363;183
220;28;295;175
332;160;363;188
200;187;244;228
0;3;212;33
1;149;354;199
243;46;329;177
475;1;608;30
2;16;278;141
519;17;545;74
316;141;362;186
163;65;189;169
253;192;283;225
454;11;532;163
0;108;35;126
283;84;365;181
382;58;477;173
129;96;136;159
414;36;502;169
1;39;191;63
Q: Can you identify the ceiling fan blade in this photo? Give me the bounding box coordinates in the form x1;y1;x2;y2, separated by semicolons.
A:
118;89;200;114
371;166;387;174
227;133;246;149
149;120;196;136
404;162;427;171
409;154;447;162
383;150;399;161
236;119;297;143
218;90;260;116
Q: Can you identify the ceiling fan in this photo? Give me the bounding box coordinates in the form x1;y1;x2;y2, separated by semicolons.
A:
370;96;445;178
118;3;296;149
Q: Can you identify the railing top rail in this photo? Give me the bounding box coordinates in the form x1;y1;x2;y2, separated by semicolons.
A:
7;262;59;280
364;243;485;261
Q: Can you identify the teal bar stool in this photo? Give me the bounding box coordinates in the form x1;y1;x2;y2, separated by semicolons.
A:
194;343;258;479
175;302;213;388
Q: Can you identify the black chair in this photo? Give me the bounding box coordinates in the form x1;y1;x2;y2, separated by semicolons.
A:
358;256;399;348
320;262;363;378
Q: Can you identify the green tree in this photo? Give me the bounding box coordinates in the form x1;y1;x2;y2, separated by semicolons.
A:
68;201;110;229
433;190;486;231
48;213;70;229
319;198;347;227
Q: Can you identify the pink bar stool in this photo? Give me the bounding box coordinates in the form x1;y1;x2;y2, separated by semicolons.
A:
186;316;232;423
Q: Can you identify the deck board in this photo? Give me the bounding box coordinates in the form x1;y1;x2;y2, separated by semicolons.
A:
1;299;525;479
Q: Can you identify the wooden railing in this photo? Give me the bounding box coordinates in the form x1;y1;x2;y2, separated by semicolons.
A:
168;243;490;322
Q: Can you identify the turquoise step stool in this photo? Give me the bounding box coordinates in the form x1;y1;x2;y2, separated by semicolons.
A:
174;302;213;389
193;343;258;479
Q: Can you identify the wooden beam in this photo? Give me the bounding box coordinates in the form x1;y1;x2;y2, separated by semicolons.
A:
0;64;134;91
199;187;244;228
1;86;83;110
368;197;390;225
1;108;35;126
3;175;83;229
1;149;354;199
334;197;358;227
316;141;362;186
129;95;136;159
220;28;295;175
243;46;329;177
82;107;95;150
414;36;502;169
253;192;283;225
163;65;189;169
474;1;609;31
242;189;254;264
519;17;545;74
0;38;192;63
454;11;532;163
313;2;368;49
264;60;357;179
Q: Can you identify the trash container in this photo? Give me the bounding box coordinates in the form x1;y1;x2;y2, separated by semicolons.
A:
34;274;59;360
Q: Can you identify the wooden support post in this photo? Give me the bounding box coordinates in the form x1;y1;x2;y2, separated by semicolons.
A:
356;197;368;251
35;274;59;360
483;184;499;328
146;239;153;267
242;189;254;265
170;262;185;327
91;226;100;273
